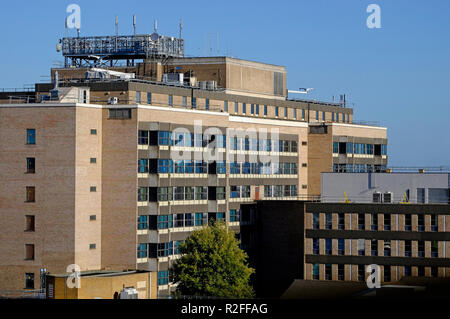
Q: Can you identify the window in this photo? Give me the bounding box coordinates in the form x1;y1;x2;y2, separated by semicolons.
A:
293;108;297;119
325;213;332;230
138;187;149;202
284;107;288;118
431;266;438;277
358;239;365;256
371;240;378;256
431;215;438;232
26;129;36;145
313;238;319;255
404;266;411;277
109;109;131;119
25;244;34;260
312;213;320;230
89;244;96;250
137;244;148;258
384;240;391;256
417;266;425;277
138;159;149;173
312;264;319;280
90;158;97;164
275;106;279;117
90;215;96;221
336;113;340;122
230;210;240;222
185;213;194;227
358;214;365;230
174;214;184;228
182;96;187;108
90;129;97;135
195;213;207;226
418;241;425;257
184;187;194;201
405;240;412;257
147;92;152;104
431;241;438;257
331;112;335;121
217;187;226;200
322;111;326;121
405;214;412;231
316;111;319;121
338;213;345;230
205;99;210;110
251;104;254;114
195;187;207;200
333;142;339;154
25;216;35;232
338;264;345;281
192;97;197;109
235;102;238;113
138;130;149;145
224;101;228;112
325;264;332;280
26;158;35;174
358;265;365;282
158;271;169;286
371;214;378;230
338;239;345;255
168;95;173;106
384;214;391;231
25;273;34;289
158;215;173;229
302;109;305;120
174;187;185;201
325;238;332;255
418;215;425;232
256;104;260;115
90;186;97;192
158;131;170;146
136;91;141;103
242;103;246;114
384;266;391;282
216;213;226;223
26;187;35;203
264;105;268;116
138;216;148;230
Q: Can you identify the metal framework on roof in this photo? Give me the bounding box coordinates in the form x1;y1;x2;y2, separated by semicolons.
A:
60;33;184;68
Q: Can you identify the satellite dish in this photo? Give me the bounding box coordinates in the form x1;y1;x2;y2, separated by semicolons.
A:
150;33;159;41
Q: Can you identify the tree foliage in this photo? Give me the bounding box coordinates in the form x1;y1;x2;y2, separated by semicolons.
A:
171;222;255;299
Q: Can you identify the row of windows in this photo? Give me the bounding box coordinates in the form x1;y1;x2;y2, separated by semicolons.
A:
138;131;298;153
264;185;298;198
136;91;350;123
333;142;387;156
311;264;440;281
138;210;240;231
311;212;440;232
312;238;441;258
229;162;298;175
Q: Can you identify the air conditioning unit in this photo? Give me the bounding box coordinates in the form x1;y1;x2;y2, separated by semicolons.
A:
198;81;207;90
162;73;184;85
119;287;139;299
108;97;119;105
373;192;382;203
383;192;393;203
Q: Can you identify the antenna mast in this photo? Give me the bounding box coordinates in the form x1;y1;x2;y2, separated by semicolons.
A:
133;15;136;36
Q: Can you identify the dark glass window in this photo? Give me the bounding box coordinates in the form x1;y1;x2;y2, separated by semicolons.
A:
27;129;36;145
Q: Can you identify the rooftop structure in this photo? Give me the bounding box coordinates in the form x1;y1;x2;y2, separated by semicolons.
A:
321;172;450;204
59;33;184;68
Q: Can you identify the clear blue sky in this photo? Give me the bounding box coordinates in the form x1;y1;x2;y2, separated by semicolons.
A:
0;0;449;167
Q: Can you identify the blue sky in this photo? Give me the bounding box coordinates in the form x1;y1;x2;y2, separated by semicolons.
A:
0;0;449;167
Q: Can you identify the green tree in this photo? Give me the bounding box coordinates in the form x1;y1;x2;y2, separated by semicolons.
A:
171;222;255;299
